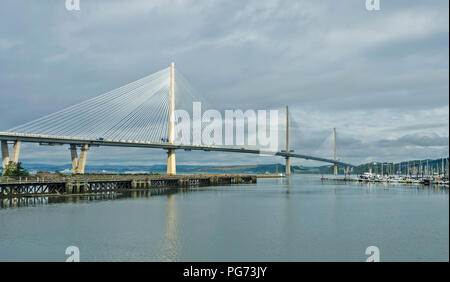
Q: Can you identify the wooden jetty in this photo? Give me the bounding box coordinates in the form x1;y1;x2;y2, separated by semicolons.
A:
0;174;256;198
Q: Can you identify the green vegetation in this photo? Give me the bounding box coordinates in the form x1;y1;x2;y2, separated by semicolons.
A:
2;161;30;177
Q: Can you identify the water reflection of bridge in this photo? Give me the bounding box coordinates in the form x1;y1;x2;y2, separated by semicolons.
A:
0;186;188;209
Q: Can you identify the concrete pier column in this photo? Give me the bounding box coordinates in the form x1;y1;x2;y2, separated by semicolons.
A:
78;144;89;174
167;149;176;175
70;145;79;173
285;157;291;176
11;141;21;164
1;141;10;175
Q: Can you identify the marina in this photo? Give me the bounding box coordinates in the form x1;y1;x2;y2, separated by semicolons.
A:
322;173;449;187
322;158;450;187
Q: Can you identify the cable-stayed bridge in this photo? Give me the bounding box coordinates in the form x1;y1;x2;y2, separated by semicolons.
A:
0;63;354;175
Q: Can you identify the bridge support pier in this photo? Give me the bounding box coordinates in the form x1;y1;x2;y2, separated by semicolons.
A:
70;145;79;173
1;141;21;175
69;144;89;174
167;149;176;175
11;141;21;164
1;141;10;175
78;144;89;174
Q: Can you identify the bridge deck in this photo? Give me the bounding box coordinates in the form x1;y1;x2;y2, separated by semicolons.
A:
0;132;354;167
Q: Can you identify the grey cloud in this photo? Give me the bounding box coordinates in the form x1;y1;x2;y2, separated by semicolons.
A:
376;133;449;147
0;0;448;166
388;122;449;132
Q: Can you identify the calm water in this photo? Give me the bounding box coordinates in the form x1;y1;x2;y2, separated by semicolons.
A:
0;175;448;262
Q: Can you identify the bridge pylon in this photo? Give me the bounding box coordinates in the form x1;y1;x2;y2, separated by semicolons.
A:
167;62;176;175
285;106;291;176
333;127;338;175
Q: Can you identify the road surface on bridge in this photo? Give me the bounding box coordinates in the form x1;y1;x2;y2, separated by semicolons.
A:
0;132;354;167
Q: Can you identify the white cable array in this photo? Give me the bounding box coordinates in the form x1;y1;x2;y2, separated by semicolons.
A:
174;69;215;142
6;66;226;145
7;67;172;143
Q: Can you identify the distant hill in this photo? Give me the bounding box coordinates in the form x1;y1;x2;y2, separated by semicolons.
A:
18;163;305;174
6;157;448;175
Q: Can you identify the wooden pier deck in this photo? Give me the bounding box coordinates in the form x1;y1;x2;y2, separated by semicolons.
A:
0;174;257;198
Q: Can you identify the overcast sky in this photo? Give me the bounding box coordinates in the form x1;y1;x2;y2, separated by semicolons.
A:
0;0;448;167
